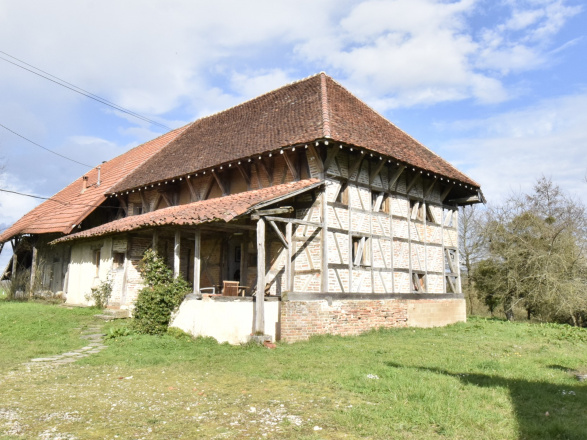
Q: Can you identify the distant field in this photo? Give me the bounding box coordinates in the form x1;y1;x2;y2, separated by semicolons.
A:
0;301;586;439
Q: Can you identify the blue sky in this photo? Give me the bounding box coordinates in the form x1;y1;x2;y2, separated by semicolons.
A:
0;0;586;270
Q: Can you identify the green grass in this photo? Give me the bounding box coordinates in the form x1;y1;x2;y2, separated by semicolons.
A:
1;302;586;439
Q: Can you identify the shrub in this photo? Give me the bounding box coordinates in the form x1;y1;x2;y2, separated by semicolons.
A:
86;277;113;309
132;249;190;335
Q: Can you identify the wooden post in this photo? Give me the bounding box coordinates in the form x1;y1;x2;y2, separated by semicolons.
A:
286;222;293;292
11;251;17;285
255;218;266;334
152;229;159;252
239;236;248;289
29;244;38;298
321;189;329;293
193;230;201;295
174;230;181;279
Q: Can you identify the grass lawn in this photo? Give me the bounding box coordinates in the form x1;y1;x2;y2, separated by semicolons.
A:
0;301;586;439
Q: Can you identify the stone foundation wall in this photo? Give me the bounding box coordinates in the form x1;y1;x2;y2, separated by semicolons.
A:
280;298;465;342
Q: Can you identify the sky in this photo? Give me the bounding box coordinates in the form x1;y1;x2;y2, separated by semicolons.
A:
0;0;586;270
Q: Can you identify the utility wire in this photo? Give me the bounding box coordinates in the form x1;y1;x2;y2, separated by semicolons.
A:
0;123;93;168
0;188;119;209
0;51;172;130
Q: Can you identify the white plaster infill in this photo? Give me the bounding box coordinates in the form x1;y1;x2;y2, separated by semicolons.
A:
170;294;280;345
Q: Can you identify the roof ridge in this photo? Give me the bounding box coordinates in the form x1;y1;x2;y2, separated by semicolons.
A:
324;76;479;185
320;72;332;138
190;72;325;125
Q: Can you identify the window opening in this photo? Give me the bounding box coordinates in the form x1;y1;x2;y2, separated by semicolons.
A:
410;200;424;221
412;272;426;293
112;252;125;270
335;182;349;205
93;250;101;277
352;236;371;267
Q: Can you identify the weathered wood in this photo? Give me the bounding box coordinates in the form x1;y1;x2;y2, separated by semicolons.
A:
323;146;339;172
152;229;159;251
286;222;293;292
186;177;199;202
269;220;288;249
388;164;406;191
236;163;251;190
140;191;149;213
307;143;324;176
348;154;365;181
29;244;37;297
424;178;437;199
212;170;229;196
116;196;128;216
369;159;386;185
282;151;300;181
255;219;266;333
263;216;321;228
321;190;329;293
174;230;181;279
193;230;201;294
202;176;214;200
240;235;249;290
161;191;174;207
440;184;453;202
447;195;480;205
256;158;273;185
250;207;294;220
406;173;421;194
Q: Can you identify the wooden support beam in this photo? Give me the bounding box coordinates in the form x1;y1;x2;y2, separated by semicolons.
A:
140;191;149;213
388;165;406;191
406;173;421;194
116;196;128;216
307;144;324;177
263;215;322;228
369;159;386;185
236;163;251;190
440;184;453;202
212;170;229;196
256;158;273;185
255;219;266;333
186;177;199;202
348;154;365;181
11;250;17;281
323;146;339;172
282;151;300;181
29;244;37;297
447;195;481;205
424;178;437;199
240;235;249;289
286;223;293;292
199;176;213;200
268;220;288;249
174;230;181;279
251;207;294;220
193;230;201;294
160;191;174;207
321;190;328;293
152;229;159;251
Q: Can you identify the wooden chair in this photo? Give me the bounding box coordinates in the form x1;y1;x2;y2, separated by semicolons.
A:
222;281;239;296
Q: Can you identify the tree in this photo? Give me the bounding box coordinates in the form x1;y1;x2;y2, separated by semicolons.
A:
459;204;487;314
474;178;587;325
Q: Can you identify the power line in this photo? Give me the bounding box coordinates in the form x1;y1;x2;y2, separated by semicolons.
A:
0;188;119;209
0;51;172;130
0;123;94;168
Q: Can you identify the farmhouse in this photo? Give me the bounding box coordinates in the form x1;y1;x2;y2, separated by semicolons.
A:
1;73;483;343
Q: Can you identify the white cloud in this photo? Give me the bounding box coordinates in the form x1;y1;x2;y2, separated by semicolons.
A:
441;92;587;204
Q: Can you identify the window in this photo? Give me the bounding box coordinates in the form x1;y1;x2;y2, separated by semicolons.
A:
412;272;426;293
335;182;349;205
425;205;436;223
93;250;101;277
410;200;424;221
133;205;143;215
112;252;125;270
352;236;371;267
372;191;389;213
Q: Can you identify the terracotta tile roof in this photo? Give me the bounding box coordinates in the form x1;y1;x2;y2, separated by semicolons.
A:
52;179;321;243
0;126;187;243
111;72;478;194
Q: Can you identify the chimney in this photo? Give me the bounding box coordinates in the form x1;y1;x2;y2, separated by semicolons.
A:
81;175;88;193
97;166;101;187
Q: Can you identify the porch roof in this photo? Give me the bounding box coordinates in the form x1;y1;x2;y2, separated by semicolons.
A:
51;178;321;244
